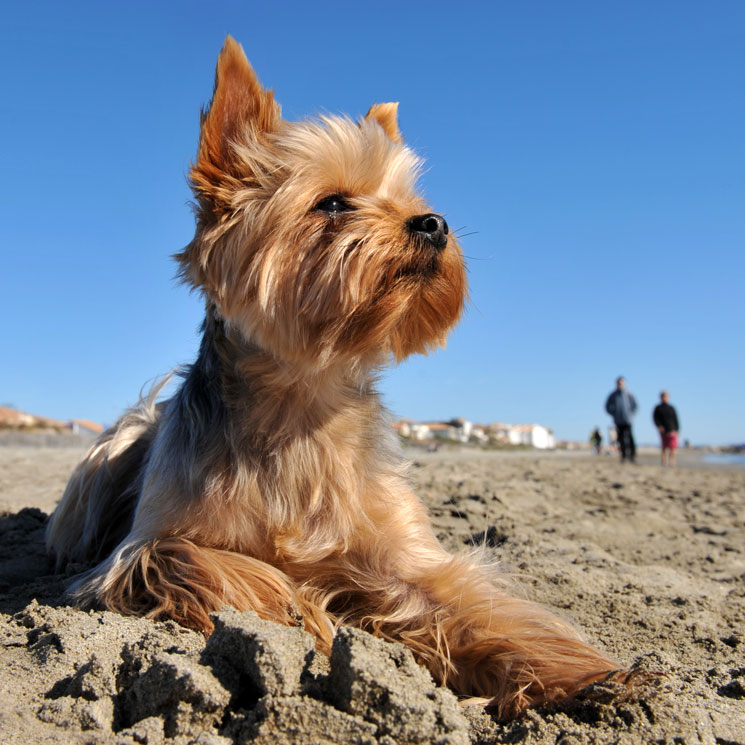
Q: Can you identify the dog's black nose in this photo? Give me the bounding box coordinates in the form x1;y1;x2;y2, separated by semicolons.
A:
408;213;449;251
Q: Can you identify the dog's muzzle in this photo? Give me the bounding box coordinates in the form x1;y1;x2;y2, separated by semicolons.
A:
407;213;449;251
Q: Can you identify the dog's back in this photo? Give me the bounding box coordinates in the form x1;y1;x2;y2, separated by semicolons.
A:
46;388;164;568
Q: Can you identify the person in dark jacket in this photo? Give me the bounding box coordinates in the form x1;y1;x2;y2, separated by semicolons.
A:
605;376;637;463
590;427;602;454
653;390;680;467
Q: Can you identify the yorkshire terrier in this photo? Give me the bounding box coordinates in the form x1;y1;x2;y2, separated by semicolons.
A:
48;37;629;720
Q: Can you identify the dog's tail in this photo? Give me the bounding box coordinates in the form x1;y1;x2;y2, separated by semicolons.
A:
70;536;336;647
46;376;171;568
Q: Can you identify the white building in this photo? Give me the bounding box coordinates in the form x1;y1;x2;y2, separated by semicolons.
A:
447;418;472;443
395;418;555;450
507;424;555;449
409;422;432;440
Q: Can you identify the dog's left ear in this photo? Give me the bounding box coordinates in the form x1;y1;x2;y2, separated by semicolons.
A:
191;36;281;212
365;103;402;143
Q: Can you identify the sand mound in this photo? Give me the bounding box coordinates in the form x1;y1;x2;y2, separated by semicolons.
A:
1;507;468;745
2;566;468;744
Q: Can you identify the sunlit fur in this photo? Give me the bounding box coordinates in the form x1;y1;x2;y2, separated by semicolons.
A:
47;37;630;720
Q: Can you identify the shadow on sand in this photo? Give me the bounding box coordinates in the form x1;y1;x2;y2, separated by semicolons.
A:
0;508;70;614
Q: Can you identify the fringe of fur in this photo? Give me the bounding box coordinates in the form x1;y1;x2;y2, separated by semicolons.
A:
70;533;620;720
46;376;170;567
72;537;335;649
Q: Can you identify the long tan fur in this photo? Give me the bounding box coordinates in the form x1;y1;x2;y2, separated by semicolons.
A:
47;37;631;721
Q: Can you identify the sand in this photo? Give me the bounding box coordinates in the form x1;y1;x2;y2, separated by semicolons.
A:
1;442;743;744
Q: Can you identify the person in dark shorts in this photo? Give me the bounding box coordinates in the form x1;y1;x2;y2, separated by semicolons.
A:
605;376;638;463
653;390;680;467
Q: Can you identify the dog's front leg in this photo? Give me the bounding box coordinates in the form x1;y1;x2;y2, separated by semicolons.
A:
395;549;627;720
315;488;626;720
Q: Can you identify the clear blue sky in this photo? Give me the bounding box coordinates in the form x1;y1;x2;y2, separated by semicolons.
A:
1;1;743;445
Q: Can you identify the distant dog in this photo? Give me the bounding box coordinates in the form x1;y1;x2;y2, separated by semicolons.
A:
48;37;629;719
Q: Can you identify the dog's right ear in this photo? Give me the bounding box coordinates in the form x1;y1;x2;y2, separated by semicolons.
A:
191;37;281;213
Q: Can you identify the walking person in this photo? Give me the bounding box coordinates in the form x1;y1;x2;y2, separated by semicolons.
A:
590;427;602;455
653;391;680;467
605;376;638;463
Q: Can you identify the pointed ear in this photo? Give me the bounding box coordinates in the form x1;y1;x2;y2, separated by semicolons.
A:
365;102;402;143
191;37;281;210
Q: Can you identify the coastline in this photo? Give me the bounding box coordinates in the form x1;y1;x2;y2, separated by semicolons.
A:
402;442;745;470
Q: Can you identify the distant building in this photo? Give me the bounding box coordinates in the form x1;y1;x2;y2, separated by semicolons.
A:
0;406;65;431
391;419;413;438
393;417;555;449
66;419;105;437
506;424;555;449
0;406;36;429
424;422;458;441
446;418;472;443
486;423;512;444
470;425;488;444
408;422;430;440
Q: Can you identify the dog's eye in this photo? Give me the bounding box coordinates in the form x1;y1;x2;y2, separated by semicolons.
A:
314;194;353;215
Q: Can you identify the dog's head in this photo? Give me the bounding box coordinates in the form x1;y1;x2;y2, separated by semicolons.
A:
177;37;467;369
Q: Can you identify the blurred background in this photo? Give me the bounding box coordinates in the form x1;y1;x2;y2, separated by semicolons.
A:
1;1;743;446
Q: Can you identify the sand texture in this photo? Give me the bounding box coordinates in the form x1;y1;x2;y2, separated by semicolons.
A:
1;443;744;744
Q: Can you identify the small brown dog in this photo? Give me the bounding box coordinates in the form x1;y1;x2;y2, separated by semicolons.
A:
48;37;627;720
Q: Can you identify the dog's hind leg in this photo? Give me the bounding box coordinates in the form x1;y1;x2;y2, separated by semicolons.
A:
46;387;165;568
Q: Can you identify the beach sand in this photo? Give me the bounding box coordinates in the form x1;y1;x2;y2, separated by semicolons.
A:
1;442;743;744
